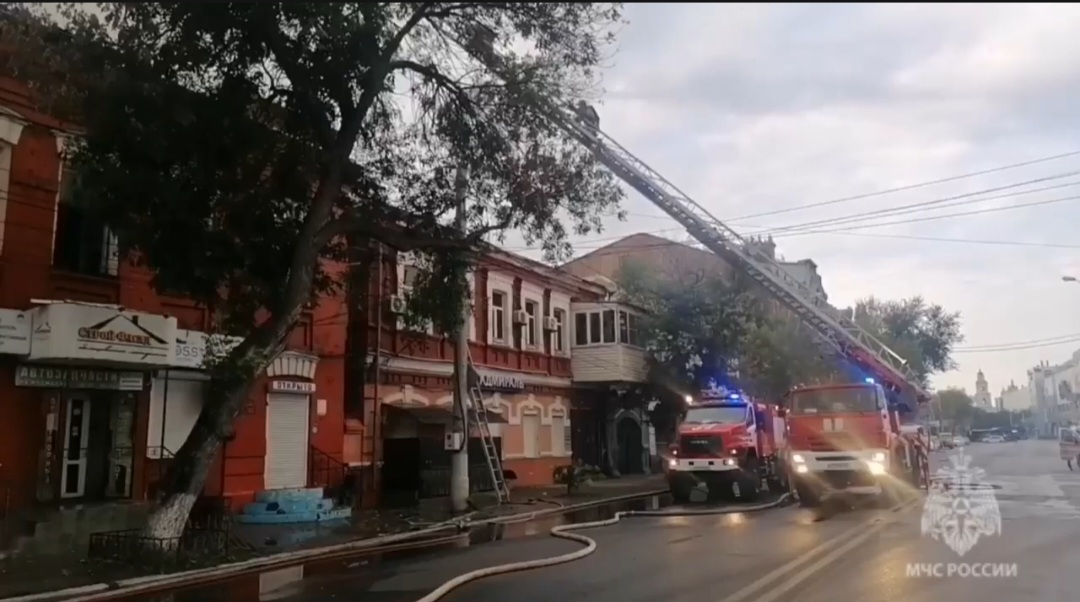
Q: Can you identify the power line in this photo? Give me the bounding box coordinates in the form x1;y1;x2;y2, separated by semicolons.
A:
953;334;1080;353
725;150;1080;223
748;174;1080;237
773;192;1080;238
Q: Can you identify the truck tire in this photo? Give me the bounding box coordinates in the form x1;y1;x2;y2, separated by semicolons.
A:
739;456;761;502
670;482;692;504
793;478;821;507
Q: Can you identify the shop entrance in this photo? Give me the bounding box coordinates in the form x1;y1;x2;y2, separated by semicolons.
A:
59;392;136;501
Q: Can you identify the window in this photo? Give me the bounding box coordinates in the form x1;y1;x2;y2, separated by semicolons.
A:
589;312;601;344
551;414;567;456
575;312;588;346
573;309;621;346
553;308;566;353
491;291;507;342
523;300;538;347
618;310;642;346
398;260;432;334
522;413;541;458
601;309;615;343
53;168;118;277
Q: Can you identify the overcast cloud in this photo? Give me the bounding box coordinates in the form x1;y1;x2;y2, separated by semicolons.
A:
501;2;1080;396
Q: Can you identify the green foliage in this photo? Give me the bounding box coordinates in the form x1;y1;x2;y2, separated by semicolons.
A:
4;2;627;335
618;264;761;392
932;387;974;427
618;261;835;409
848;296;964;387
740;319;837;401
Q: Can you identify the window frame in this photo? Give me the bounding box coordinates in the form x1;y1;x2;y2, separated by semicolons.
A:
523;299;539;348
490;289;508;344
395;254;434;335
573;306;637;347
552;308;567;354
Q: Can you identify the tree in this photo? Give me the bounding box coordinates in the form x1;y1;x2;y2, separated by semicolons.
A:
847;296;964;387
932;388;974;429
740;318;837;401
617;262;836;437
7;2;626;538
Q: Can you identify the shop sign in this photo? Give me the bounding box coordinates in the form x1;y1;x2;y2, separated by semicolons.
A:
0;308;31;355
269;380;317;394
173;329;243;370
29;302;177;367
477;371;525;392
15;365;145;391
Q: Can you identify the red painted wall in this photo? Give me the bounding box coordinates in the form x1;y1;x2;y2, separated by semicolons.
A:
0;77;348;510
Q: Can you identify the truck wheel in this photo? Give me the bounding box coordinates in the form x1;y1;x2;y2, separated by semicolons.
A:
740;457;761;502
794;479;821;507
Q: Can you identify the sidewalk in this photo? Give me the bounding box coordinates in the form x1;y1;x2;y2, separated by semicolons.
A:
0;474;666;600
233;474;667;554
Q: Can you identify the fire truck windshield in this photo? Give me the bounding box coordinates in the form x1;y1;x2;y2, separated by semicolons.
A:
789;386;880;415
684;405;747;424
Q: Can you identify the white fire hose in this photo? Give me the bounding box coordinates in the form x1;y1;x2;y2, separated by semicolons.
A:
413;493;792;602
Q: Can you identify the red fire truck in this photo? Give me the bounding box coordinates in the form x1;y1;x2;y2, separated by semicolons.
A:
783;381;924;506
666;387;786;503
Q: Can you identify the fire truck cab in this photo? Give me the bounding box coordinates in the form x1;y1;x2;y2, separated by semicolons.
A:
783;381;908;506
666;386;785;503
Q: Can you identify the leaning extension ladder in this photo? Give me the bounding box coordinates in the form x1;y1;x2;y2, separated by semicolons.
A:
464;346;512;503
455;26;928;408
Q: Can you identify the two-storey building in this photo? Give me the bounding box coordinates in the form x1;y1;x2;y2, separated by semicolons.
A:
346;248;607;502
0;77;351;551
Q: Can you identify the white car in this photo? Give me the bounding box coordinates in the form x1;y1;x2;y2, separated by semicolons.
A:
951;435;969;447
983;435;1005;443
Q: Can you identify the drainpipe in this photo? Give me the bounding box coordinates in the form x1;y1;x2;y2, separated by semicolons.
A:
371;244;384;497
153;368;170;500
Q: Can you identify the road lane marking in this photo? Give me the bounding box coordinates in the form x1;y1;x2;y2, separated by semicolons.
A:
715;496;920;602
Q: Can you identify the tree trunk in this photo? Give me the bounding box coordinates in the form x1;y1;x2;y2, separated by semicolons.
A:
142;336;285;540
143;255;322;540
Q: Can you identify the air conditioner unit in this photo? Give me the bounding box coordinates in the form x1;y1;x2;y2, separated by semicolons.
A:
388;295;408;314
512;310;528;325
542;316;558;332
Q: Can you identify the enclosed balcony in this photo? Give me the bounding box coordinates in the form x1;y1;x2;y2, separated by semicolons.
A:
570;302;647;383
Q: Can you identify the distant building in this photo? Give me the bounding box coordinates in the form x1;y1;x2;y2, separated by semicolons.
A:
1028;350;1080;435
973;369;994;411
998;380;1033;412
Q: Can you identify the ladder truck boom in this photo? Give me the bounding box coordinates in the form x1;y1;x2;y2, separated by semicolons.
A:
456;27;929;406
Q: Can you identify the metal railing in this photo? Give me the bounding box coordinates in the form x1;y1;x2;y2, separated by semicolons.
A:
309;446;353;506
87;527;230;572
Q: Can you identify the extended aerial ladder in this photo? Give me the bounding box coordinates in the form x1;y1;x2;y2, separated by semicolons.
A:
457;27;930;411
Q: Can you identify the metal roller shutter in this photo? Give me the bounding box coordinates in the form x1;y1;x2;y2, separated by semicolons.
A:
265;393;310;490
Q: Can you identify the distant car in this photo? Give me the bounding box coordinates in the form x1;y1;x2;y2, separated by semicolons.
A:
952;435;968;447
983;435;1005;443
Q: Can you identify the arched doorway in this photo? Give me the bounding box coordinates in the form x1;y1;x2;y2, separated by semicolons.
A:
616;416;644;475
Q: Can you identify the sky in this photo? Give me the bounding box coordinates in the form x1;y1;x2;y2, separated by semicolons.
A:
498;3;1080;396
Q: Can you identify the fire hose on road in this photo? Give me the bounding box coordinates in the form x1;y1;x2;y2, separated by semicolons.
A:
413;493;793;602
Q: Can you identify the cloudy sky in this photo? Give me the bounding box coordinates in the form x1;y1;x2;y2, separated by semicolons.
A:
500;3;1080;396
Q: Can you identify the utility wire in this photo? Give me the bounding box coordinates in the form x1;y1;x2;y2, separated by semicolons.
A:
726;150;1080;223
748;174;1080;237
953;333;1080;353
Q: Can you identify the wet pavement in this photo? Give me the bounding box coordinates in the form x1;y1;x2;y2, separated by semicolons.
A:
68;443;1080;602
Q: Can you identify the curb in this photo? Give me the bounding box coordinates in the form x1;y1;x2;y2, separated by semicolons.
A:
3;488;669;602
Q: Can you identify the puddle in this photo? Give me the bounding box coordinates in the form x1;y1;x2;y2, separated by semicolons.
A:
129;494;809;602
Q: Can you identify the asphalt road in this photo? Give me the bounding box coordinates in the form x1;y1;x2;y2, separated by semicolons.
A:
146;440;1080;602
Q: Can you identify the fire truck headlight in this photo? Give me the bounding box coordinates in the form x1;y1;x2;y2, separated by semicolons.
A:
668;458;678;468
795;465;809;474
792;454;806;464
871;452;887;463
867;461;887;476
